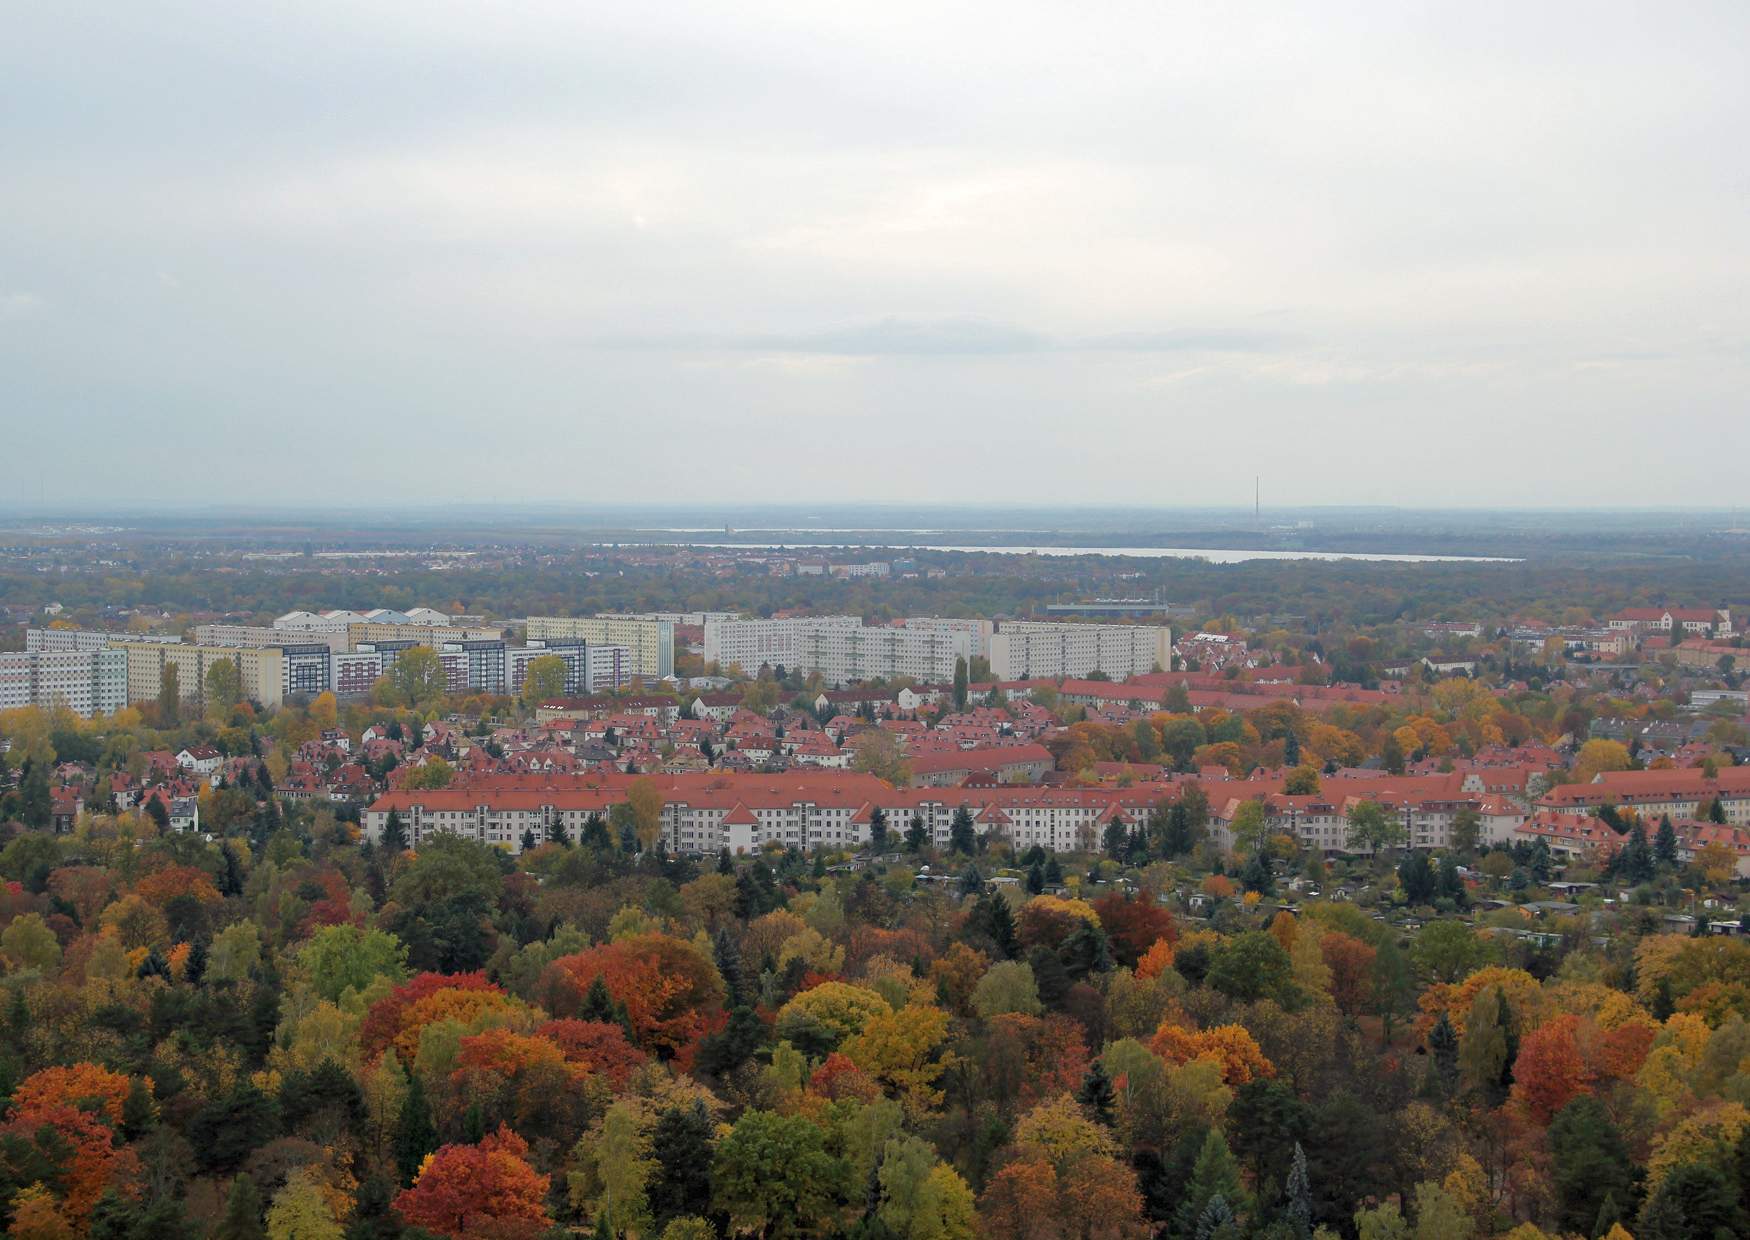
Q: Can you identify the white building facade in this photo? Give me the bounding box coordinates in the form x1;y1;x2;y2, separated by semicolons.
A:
989;621;1172;681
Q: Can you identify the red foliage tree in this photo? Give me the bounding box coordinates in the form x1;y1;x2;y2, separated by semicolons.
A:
1512;1013;1592;1124
809;1052;883;1103
360;971;511;1062
1319;932;1377;1017
535;1019;648;1087
392;1125;552;1240
1091;892;1177;969
538;934;725;1061
981;1014;1092;1112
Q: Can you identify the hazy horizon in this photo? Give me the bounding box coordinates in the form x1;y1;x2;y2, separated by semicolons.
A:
5;2;1747;505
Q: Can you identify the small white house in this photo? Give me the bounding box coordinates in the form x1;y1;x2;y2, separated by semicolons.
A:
176;746;223;776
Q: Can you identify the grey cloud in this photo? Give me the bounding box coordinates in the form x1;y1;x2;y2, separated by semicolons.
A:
2;1;1748;506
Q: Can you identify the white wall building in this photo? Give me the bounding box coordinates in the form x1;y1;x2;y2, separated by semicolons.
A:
524;616;675;680
793;623;972;685
901;616;995;659
198;623;348;653
989;621;1172;681
0;648;129;717
703;616;862;676
703;616;966;684
26;628;181;653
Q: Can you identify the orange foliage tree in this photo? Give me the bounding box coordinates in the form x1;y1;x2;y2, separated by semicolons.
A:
538;933;724;1062
979;1151;1149;1240
1512;1014;1592;1124
10;1064;136;1126
1148;1022;1275;1086
392;1125;553;1239
361;972;523;1064
133;865;222;907
0;1103;141;1226
1135;939;1175;981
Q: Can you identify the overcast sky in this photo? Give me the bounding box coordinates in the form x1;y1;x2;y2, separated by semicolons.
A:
3;2;1746;508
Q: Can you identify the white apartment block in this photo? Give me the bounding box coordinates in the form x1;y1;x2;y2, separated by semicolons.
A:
703;616;861;677
901;616;994;659
115;642;285;710
26;628;182;653
792;623;972;686
347;623;505;650
989;621;1173;681
199;623;348;653
362;777;1177;858
605;611;739;626
0;648;128;717
524;616;675;680
507;641;632;696
705;616;980;685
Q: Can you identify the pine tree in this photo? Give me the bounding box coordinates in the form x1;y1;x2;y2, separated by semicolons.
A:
982;891;1018;958
648;1101;716;1225
949;805;978;855
905;814;929;852
1283;1143;1312;1240
1076;1061;1116;1126
958;864;984;896
344;1175;400;1240
697;1004;764;1077
1060;921;1114;980
1622;823;1654;882
714;927;749;1008
869;805;889;853
1026;860;1045;895
393;1074;436;1185
1104;814;1130;860
121;1077;158;1139
381;809;407;852
1651;975;1676;1021
1427;1011;1460;1097
219;843;246;896
1654;814;1679;866
581;976;636;1038
1283;730;1301;768
1195;1193;1236;1240
1174;1130;1247;1239
213;1173;266;1240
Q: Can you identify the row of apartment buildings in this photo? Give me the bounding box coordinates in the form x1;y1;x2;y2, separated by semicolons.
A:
363;767;1529;858
699;615;1169;685
9;628;632;715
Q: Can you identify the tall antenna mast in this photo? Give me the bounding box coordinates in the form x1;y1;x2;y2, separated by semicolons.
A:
1254;476;1260;527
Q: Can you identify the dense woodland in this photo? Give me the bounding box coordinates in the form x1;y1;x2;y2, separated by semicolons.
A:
5;691;1750;1239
